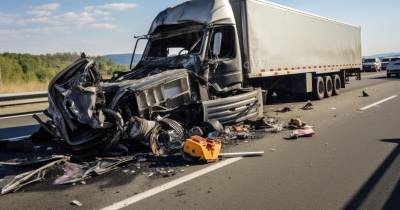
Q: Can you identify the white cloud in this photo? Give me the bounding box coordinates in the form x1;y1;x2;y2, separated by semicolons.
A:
97;3;137;11
29;3;60;17
90;23;117;29
85;3;137;12
0;1;136;40
33;3;60;11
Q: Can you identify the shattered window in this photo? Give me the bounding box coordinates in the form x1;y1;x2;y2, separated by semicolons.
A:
147;31;203;58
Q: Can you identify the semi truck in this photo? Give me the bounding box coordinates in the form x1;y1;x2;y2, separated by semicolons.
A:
130;0;362;114
45;0;362;151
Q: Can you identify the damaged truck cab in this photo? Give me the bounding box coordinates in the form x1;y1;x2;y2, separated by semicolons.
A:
116;0;263;125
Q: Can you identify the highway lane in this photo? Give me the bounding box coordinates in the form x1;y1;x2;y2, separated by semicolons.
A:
0;73;399;210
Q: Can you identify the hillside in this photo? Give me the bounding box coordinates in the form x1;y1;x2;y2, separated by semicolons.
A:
365;52;400;58
0;53;128;93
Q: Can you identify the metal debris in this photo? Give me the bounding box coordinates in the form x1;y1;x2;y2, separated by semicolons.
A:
54;162;86;185
1;156;69;195
219;151;264;158
0;155;69;167
70;200;83;207
287;118;307;129
301;100;313;110
362;89;369;97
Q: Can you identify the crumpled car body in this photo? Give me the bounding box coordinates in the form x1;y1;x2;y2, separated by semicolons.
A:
42;53;263;154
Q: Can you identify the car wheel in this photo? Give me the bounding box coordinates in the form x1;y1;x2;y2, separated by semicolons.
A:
387;73;391;78
324;76;333;98
313;76;325;100
332;74;341;95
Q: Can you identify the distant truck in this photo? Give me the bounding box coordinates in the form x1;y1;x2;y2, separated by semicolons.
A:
362;57;381;72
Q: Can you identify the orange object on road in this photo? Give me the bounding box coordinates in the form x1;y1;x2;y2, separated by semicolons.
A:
183;135;222;163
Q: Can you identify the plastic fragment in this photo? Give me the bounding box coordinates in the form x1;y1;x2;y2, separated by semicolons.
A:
70;200;82;207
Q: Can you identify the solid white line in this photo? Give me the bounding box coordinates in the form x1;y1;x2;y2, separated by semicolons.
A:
364;73;385;78
0;112;42;120
100;157;243;210
359;95;398;111
1;135;31;141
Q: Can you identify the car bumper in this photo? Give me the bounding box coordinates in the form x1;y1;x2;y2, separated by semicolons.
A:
387;69;400;74
363;66;377;71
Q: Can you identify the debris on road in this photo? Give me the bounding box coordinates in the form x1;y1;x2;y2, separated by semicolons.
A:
0;155;69;167
362;89;369;97
286;126;315;140
301;100;313;110
54;162;86;185
219;151;264;158
287;118;307;129
183;136;222;163
1;156;69;195
70;200;83;207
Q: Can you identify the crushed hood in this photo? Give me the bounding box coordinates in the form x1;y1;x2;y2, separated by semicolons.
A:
149;0;236;34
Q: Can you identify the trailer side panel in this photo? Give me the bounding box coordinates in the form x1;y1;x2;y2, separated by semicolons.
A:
243;0;361;78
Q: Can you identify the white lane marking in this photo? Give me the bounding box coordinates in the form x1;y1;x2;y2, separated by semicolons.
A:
363;73;385;78
1;135;31;141
359;95;398;111
101;157;243;210
0;112;42;120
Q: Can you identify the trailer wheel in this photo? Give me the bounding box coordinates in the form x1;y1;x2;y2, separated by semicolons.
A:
324;76;333;97
313;76;325;100
333;74;341;95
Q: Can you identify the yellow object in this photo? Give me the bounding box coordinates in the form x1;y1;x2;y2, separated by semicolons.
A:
183;136;222;163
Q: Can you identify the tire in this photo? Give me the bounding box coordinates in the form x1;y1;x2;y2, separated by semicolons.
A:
332;74;341;95
387;73;391;78
313;76;325;100
324;76;333;98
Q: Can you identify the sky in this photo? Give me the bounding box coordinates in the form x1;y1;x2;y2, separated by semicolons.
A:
0;0;399;56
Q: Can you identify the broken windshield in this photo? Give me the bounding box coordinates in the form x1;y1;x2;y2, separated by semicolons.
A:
146;30;204;58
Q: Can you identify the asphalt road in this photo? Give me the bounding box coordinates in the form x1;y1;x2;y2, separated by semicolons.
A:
0;72;399;210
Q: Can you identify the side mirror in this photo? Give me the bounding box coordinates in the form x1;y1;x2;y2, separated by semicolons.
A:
213;32;222;57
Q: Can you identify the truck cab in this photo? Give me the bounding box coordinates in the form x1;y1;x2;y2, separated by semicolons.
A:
131;0;244;96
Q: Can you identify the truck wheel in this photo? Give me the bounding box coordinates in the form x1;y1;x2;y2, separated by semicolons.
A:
333;74;341;95
313;76;325;100
324;76;333;97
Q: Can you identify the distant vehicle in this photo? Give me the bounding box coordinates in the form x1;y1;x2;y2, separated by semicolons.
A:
387;60;400;77
362;58;381;72
381;57;400;70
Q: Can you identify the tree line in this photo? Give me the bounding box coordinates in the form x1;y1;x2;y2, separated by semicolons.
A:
0;52;127;85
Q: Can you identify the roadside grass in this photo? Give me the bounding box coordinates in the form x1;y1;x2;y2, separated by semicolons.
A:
0;81;48;93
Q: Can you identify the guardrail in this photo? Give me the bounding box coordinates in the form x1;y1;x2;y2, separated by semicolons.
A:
0;91;48;106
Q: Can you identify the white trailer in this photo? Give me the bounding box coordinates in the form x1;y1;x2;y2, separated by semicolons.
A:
229;0;362;99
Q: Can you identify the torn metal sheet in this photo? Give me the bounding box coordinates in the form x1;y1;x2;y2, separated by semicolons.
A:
54;162;86;185
0;156;69;195
0;155;69;167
